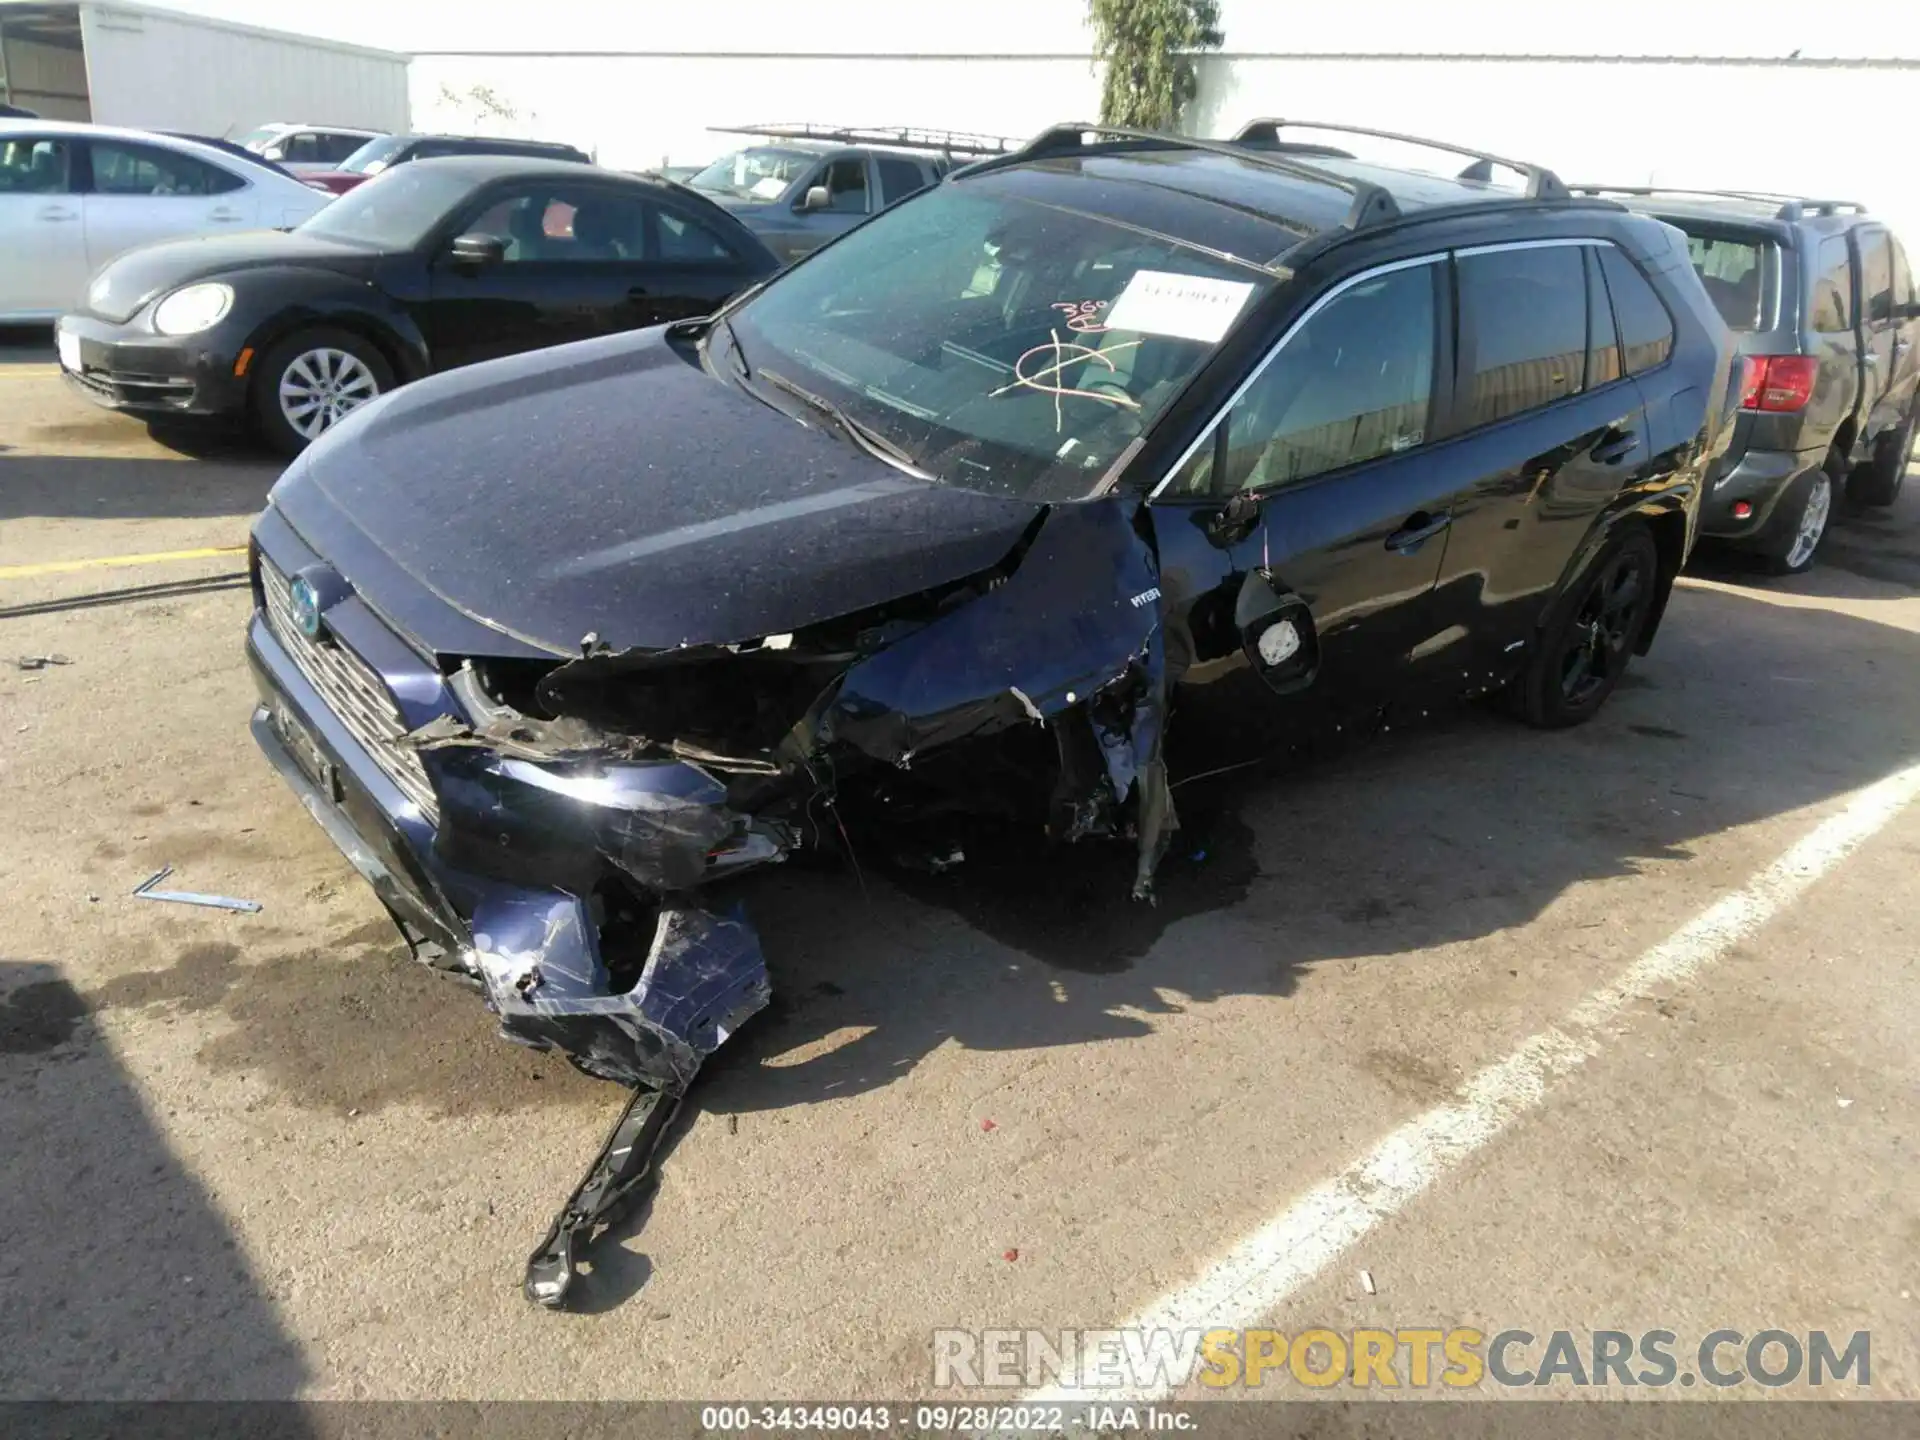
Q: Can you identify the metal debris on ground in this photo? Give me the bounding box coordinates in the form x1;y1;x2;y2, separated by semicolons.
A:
130;865;263;913
525;1085;684;1308
14;654;71;671
1361;1268;1377;1295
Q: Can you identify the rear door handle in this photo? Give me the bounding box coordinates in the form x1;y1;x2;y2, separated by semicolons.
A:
1590;432;1639;464
627;285;650;299
1863;351;1880;367
1385;510;1451;553
209;208;243;222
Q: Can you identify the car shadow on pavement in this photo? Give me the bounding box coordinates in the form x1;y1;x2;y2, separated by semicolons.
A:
693;578;1920;1120
0;961;312;1402
0;452;281;524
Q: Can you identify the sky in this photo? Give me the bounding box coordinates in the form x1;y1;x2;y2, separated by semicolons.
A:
114;0;1916;61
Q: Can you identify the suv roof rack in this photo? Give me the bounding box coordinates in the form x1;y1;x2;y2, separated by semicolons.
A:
1231;119;1570;200
974;122;1403;231
1571;185;1869;222
709;123;1018;158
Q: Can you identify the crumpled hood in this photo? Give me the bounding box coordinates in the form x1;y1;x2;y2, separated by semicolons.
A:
271;327;1046;657
83;230;379;322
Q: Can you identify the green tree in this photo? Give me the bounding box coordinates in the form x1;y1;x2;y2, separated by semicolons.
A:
1087;0;1224;131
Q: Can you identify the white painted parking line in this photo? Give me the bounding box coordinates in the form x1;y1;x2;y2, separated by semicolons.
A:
1031;756;1920;1405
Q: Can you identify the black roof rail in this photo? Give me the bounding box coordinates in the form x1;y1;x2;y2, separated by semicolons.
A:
1232;119;1569;200
1775;198;1868;221
709;123;1019;158
1571;185;1868;222
979;121;1402;232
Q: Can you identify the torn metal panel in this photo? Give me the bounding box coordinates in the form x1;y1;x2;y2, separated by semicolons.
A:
819;500;1164;762
816;499;1178;892
472;890;770;1091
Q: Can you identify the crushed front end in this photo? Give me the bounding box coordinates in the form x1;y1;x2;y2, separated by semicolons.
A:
246;476;1174;1306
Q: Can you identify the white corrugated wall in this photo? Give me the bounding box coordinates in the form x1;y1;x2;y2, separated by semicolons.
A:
407;53;1103;169
1192;56;1920;249
76;2;408;137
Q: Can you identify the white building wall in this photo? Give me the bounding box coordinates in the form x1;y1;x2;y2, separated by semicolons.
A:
124;0;1920;242
407;52;1102;169
75;1;408;136
0;32;89;118
1193;56;1920;247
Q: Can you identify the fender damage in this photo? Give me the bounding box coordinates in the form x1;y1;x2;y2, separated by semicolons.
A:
382;498;1173;1303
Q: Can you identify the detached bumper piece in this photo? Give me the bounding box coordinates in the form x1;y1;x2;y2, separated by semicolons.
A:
492;901;769;1309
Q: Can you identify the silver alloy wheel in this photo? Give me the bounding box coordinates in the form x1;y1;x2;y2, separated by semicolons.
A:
277;347;379;440
1786;471;1833;570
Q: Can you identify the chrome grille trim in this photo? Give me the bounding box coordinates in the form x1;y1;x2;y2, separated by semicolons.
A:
259;561;439;822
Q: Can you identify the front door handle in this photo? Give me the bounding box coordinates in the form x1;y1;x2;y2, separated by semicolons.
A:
1590;432;1639;464
35;205;78;222
627;285;650;299
1863;351;1880;367
1385;510;1451;553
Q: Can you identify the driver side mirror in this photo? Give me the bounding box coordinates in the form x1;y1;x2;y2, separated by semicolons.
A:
799;184;831;213
263;145;285;161
1895;301;1920;321
449;232;507;268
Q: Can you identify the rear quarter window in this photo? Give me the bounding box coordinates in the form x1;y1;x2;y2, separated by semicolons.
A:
1597;246;1674;375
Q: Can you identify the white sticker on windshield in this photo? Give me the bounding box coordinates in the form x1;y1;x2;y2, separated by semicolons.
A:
750;175;787;199
1105;269;1256;343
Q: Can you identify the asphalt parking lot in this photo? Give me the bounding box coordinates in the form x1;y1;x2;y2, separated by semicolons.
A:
2;327;1918;1408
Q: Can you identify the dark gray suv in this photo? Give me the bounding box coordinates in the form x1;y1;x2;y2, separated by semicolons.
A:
1577;189;1920;572
685;124;1009;263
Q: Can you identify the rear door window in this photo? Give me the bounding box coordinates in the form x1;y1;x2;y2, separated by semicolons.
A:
1597;246;1674;374
1680;229;1769;331
1810;236;1853;333
1893;238;1916;309
653;204;737;261
319;133;370;164
875;156;930;206
88;140;245;196
1585;247;1623;387
1457;244;1589;427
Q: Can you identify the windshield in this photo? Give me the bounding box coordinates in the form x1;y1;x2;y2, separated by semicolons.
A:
688;147;814;201
298;165;474;248
338;134;408;175
725;179;1272;500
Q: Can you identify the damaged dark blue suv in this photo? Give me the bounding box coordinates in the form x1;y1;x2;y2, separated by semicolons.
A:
247;121;1733;1302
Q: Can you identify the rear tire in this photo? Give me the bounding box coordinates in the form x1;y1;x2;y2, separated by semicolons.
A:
1514;524;1660;730
1759;451;1839;575
252;326;392;457
1850;404;1915;508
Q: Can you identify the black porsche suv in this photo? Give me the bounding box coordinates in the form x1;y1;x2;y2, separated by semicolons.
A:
1576;187;1920;572
245;121;1734;1189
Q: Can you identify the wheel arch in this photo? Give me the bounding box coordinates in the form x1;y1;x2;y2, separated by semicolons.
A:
1632;503;1688;656
1542;499;1686;658
237;279;429;401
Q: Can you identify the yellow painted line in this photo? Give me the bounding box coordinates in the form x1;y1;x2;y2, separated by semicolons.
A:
0;545;247;580
0;368;60;379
